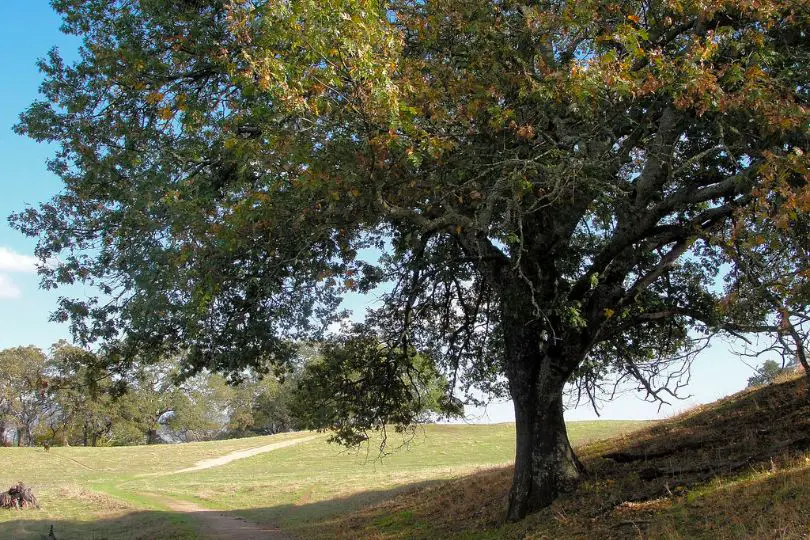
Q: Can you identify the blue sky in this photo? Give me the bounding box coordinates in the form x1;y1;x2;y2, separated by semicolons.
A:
0;2;763;422
0;2;82;350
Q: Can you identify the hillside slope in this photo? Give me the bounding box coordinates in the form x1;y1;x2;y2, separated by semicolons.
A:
311;376;810;539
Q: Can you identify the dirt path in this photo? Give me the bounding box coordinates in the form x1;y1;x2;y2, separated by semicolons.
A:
159;496;289;539
136;434;321;538
166;434;321;475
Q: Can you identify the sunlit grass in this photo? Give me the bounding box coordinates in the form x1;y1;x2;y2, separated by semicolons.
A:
123;421;643;531
0;421;644;538
0;431;308;538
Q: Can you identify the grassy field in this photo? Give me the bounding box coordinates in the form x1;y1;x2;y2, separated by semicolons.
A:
2;377;807;539
0;421;643;538
0;431;310;539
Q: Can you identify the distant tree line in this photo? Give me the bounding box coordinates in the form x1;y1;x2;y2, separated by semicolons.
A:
0;338;451;448
0;341;306;447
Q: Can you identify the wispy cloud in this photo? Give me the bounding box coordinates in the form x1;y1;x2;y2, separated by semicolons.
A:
0;247;38;273
0;247;38;300
0;274;22;299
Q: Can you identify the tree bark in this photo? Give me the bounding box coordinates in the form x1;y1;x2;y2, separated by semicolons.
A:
500;291;585;521
506;378;583;521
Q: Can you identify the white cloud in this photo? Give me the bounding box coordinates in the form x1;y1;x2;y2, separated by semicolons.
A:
0;247;38;273
0;247;39;300
0;274;22;299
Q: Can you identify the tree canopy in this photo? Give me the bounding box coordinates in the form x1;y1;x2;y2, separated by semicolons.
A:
12;0;809;519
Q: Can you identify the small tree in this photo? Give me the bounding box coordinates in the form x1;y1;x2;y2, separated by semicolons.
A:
293;326;460;449
747;360;784;387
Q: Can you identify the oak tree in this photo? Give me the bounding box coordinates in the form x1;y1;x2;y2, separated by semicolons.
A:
12;0;809;519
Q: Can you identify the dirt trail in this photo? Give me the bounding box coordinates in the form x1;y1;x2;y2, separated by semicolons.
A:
138;434;321;538
159;496;289;539
166;434;321;475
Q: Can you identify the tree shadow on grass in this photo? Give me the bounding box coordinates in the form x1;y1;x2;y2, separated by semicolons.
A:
0;479;445;539
0;508;198;540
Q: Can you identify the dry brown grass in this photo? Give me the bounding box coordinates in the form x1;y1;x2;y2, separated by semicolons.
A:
304;375;810;539
56;485;132;512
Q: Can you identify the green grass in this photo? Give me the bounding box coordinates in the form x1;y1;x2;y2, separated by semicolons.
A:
123;421;642;532
0;432;308;539
3;380;807;539
0;421;643;538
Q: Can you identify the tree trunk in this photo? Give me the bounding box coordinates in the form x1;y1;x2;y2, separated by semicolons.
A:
506;386;583;521
501;301;585;521
147;428;159;444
